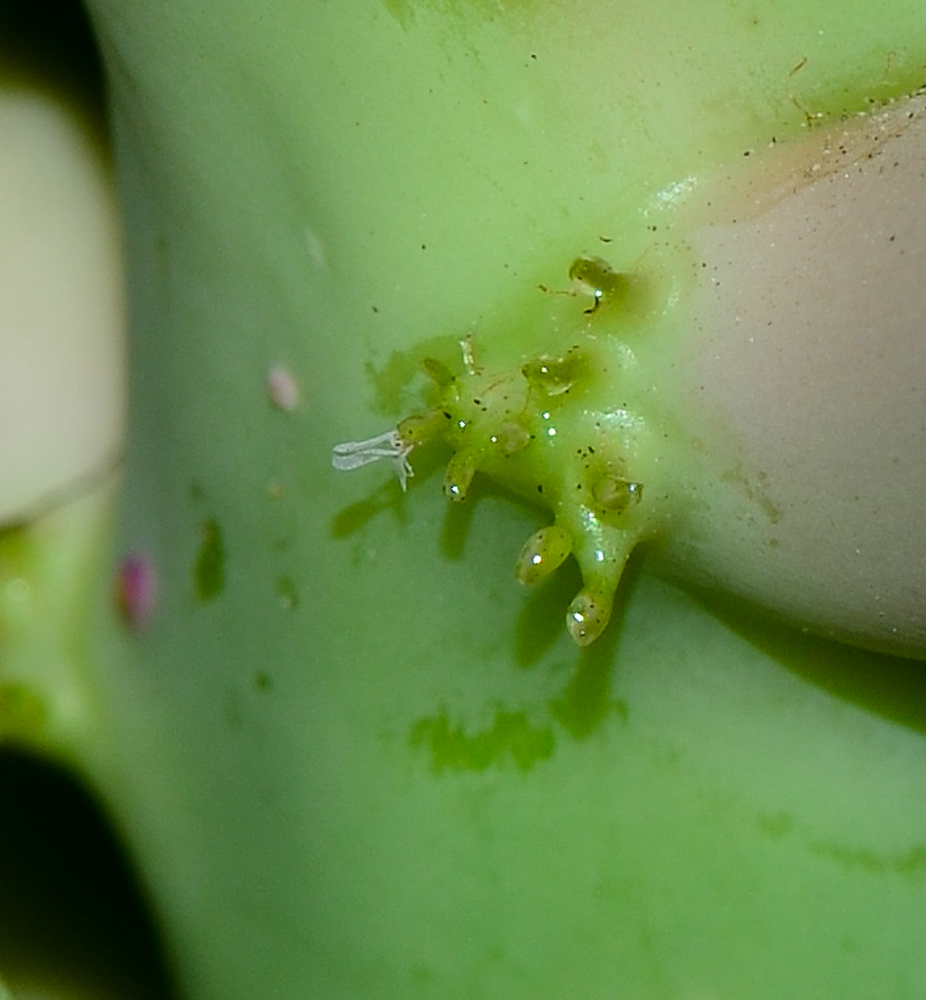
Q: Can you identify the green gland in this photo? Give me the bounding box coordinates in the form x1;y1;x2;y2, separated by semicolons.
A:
333;257;668;647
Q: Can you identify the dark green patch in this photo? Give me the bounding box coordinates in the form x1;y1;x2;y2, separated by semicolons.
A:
757;811;795;839
809;840;926;879
0;521;32;572
411;589;629;773
0;522;25;545
756;808;926;880
194;518;225;602
411;706;554;773
252;671;273;693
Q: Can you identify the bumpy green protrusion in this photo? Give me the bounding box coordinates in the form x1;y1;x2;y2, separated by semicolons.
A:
333;257;664;646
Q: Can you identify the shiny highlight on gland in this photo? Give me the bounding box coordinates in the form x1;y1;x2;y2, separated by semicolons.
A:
333;258;662;647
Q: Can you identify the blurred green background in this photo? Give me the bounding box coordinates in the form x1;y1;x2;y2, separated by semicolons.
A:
0;3;171;996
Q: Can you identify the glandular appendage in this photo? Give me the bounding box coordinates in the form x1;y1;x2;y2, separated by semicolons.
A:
515;524;574;586
443;450;478;502
332;256;659;646
567;587;613;647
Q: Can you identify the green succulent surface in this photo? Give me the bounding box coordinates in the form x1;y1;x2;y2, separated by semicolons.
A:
4;1;926;997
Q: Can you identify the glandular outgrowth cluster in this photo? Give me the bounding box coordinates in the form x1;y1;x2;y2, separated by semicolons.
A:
333;258;660;646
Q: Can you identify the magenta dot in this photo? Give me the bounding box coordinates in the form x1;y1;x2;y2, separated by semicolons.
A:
117;552;158;631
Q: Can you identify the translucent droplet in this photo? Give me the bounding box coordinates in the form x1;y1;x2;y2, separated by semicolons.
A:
521;351;587;396
592;476;643;513
567;255;627;307
515;524;573;585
